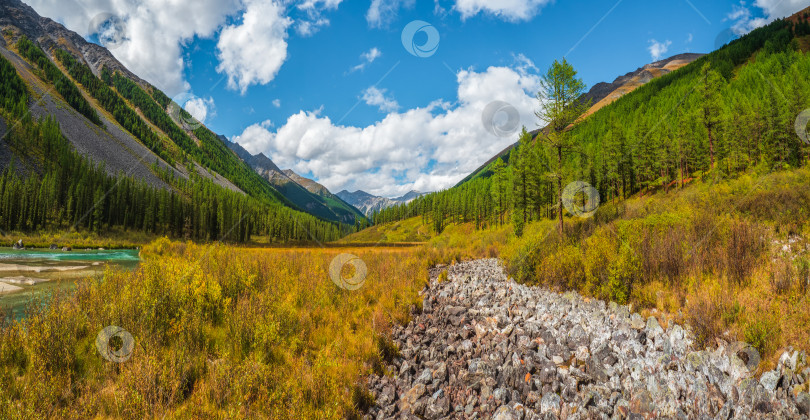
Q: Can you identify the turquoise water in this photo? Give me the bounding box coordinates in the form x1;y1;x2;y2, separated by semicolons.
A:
0;248;140;320
0;248;140;263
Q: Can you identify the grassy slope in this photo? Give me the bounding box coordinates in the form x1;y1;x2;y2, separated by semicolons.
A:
337;216;434;244
499;166;810;367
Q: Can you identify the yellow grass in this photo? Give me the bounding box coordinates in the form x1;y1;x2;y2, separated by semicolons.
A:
0;238;430;419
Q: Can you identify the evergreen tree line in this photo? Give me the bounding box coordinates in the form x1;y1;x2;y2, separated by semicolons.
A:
0;53;344;242
53;44;296;209
374;19;810;235
0;115;343;242
49;48;173;164
87;53;288;207
0;54;27;118
15;36;102;126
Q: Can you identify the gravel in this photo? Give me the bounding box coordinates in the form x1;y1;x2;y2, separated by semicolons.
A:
365;258;810;419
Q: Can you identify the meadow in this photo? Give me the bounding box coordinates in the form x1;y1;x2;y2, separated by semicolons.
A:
0;239;432;419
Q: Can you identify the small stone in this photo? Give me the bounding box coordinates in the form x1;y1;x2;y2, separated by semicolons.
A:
780;350;799;371
416;368;433;384
493;404;523;420
575;346;590;362
432;362;447;383
630;313;645;330
646;316;664;338
425;396;450;419
797;392;810;415
630;390;655;415
540;392;561;415
400;384;426;414
760;371;780;392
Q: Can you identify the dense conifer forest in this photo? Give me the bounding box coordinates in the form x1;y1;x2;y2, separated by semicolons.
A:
0;46;344;242
374;18;810;234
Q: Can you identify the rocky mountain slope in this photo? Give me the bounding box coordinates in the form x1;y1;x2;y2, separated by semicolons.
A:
0;0;363;227
226;140;364;224
366;259;810;419
454;53;704;187
337;189;425;216
578;53;704;120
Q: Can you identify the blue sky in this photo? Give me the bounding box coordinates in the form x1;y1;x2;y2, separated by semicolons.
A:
28;0;810;196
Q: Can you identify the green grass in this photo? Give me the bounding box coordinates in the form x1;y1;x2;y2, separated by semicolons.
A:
337;217;434;244
0;229;157;249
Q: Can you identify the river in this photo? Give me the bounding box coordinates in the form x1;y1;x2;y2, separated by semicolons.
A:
0;248;140;320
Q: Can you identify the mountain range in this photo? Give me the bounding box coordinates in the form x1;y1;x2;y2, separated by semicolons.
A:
0;0;365;229
225;140;365;224
0;0;744;232
336;189;425;216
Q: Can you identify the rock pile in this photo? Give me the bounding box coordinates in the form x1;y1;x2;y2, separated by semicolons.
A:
365;259;810;419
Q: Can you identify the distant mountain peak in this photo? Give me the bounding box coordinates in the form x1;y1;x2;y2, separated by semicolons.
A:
336;189;427;216
224;140;365;223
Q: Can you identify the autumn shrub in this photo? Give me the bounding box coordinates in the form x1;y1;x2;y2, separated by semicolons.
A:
744;317;781;357
770;256;796;295
797;257;810;294
581;228;615;295
533;244;584;290
0;241;426;418
725;219;766;286
604;245;639;305
686;288;725;347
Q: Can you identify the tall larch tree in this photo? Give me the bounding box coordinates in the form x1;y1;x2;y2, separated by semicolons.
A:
535;58;591;234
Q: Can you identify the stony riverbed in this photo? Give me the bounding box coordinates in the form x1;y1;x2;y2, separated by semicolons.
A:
365;258;810;419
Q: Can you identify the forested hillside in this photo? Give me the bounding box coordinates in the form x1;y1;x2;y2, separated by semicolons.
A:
0;38;345;242
375;16;810;235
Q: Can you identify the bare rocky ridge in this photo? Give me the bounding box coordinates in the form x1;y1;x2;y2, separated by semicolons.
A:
337;189;425;216
366;259;810;419
0;0;146;85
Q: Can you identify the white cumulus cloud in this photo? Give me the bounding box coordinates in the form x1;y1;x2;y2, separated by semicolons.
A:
295;0;342;36
232;120;274;155
362;86;399;112
366;0;413;28
648;39;672;61
453;0;554;21
184;96;216;123
216;0;292;95
727;0;810;34
350;47;382;72
233;60;543;197
26;0;243;96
